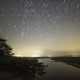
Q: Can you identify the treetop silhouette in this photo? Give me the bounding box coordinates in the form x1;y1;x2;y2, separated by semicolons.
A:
0;38;46;80
0;38;13;56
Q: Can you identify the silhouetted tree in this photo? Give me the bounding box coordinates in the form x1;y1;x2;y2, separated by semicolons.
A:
0;38;14;56
0;38;46;80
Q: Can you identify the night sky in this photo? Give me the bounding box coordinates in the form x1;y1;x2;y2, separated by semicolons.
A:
0;0;80;56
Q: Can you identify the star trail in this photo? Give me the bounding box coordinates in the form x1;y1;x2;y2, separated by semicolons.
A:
0;0;80;56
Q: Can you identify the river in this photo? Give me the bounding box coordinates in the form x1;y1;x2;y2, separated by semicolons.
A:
39;59;80;80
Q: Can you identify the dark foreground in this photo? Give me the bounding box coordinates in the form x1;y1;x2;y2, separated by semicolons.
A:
0;56;46;80
0;56;80;80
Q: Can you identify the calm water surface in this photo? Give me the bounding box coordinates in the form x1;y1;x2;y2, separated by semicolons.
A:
39;59;80;80
0;59;80;80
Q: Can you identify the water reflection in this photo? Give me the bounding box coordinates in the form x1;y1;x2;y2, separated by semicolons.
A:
39;58;80;80
51;57;80;69
0;57;80;80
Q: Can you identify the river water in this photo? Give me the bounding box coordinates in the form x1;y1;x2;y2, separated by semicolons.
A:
0;58;80;80
39;59;80;80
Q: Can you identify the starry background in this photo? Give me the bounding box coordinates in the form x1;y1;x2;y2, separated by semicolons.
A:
0;0;80;56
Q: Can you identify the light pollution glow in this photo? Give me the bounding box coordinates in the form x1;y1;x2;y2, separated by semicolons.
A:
0;0;80;57
11;36;80;57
